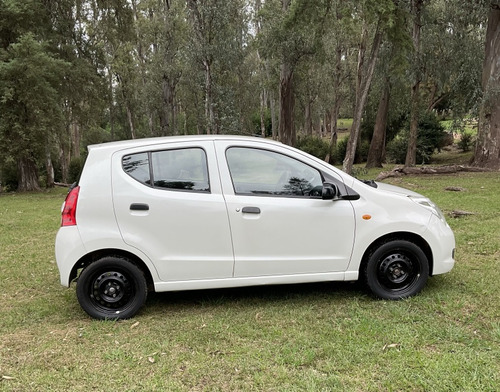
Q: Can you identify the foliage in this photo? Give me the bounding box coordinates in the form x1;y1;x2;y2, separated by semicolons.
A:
296;135;330;160
0;0;495;190
0;160;17;191
250;109;272;137
68;157;84;184
335;136;370;165
386;112;447;164
458;131;475;152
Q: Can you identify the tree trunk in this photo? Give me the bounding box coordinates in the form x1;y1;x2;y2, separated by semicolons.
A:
71;122;80;159
117;74;136;139
472;2;500;169
279;62;295;146
366;80;391;168
204;59;214;134
304;98;313;136
405;0;423;167
270;88;278;140
326;42;343;162
160;74;174;136
108;68;115;140
343;23;383;174
45;147;54;188
60;127;71;184
17;156;40;192
260;89;267;137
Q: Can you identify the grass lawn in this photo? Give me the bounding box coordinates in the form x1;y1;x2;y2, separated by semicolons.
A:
1;164;499;390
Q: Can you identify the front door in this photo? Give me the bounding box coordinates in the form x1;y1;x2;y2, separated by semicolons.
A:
215;141;356;277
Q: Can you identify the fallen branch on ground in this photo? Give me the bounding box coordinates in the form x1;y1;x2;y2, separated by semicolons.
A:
376;165;493;181
54;182;73;188
449;210;475;218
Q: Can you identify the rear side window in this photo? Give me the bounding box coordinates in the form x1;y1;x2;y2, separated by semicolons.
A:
151;148;209;192
122;148;209;192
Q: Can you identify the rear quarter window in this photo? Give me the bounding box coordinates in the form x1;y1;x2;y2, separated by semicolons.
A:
122;152;151;185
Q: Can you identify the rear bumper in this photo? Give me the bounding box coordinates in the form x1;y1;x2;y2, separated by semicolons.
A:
55;226;86;287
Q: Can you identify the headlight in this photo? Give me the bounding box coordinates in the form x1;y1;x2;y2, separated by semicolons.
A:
409;196;446;221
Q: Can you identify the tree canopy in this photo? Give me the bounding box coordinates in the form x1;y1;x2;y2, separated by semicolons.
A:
0;0;497;190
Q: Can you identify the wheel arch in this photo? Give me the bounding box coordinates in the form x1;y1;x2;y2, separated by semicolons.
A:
359;232;434;277
69;249;155;291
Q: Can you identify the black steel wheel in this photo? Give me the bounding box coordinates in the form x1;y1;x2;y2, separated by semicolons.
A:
76;257;147;320
365;240;429;300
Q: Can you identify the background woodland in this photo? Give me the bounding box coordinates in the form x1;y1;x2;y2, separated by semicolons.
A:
1;0;499;191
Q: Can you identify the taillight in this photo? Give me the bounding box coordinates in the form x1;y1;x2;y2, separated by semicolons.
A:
61;186;80;227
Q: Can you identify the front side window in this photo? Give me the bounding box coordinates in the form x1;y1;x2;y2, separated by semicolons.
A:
151;148;209;192
226;147;323;197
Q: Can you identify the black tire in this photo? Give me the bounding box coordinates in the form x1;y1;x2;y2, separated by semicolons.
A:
76;257;147;320
364;240;429;300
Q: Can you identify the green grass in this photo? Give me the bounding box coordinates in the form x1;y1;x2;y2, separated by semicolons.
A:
1;171;499;391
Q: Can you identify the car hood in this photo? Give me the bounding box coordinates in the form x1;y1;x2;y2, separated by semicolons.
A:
374;181;424;198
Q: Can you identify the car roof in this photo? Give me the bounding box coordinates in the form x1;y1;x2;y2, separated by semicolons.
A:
87;134;281;152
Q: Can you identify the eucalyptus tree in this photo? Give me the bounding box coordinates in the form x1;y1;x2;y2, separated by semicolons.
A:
365;3;411;168
473;0;500;169
403;0;425;167
258;0;330;147
419;0;484;117
50;0;108;183
404;0;485;166
133;0;187;136
0;0;74;190
342;0;397;174
186;0;249;134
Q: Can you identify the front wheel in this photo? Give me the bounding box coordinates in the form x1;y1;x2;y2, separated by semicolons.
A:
364;240;429;300
76;257;147;320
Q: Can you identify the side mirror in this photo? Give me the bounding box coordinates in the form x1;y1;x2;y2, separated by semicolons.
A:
322;182;338;200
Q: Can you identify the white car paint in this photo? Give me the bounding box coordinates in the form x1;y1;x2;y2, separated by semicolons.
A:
55;135;455;298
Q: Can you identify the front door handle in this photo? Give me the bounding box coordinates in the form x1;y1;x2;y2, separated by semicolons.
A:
242;206;260;214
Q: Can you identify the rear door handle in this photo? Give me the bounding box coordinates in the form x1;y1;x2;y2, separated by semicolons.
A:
130;203;149;211
242;206;260;214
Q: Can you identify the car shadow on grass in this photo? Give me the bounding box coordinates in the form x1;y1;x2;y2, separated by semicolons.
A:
145;280;368;313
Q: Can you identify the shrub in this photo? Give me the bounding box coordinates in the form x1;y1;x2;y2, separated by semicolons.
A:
250;109;272;137
386;112;447;164
0;161;18;191
296;135;330;160
333;136;369;165
458;131;475;152
68;157;85;183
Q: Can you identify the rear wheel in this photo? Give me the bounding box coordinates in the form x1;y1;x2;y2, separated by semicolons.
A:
364;240;429;300
76;257;147;320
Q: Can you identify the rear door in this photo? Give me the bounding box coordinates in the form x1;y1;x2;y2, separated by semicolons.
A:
111;140;234;282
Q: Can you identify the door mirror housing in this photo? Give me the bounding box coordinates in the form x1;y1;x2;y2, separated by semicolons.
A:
322;183;338;200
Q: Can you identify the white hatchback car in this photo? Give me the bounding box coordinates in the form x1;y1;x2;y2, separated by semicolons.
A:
55;135;455;319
